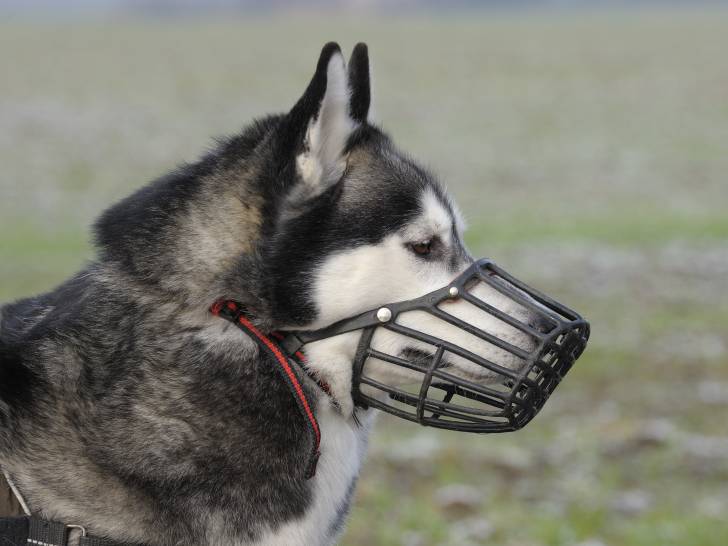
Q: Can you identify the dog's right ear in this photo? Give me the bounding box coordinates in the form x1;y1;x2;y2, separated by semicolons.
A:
278;42;358;206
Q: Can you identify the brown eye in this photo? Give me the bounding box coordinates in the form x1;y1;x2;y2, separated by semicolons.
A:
410;240;432;256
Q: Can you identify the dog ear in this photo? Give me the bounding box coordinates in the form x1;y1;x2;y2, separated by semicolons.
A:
348;42;371;124
281;42;358;205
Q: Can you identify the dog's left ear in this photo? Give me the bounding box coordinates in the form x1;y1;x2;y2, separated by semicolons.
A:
280;42;370;205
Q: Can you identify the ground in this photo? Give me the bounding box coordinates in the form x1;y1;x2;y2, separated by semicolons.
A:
1;8;727;546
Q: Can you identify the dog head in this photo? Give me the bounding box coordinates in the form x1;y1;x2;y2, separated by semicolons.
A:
94;43;552;416
259;43;554;414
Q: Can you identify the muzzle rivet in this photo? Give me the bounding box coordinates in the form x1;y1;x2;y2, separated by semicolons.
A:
448;286;459;298
377;307;392;323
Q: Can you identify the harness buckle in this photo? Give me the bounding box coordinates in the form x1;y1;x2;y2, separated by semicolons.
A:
66;524;87;538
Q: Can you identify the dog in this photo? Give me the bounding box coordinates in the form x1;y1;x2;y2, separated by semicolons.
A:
0;42;577;545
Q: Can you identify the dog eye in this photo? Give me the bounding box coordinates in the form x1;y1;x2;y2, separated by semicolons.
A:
410;240;432;256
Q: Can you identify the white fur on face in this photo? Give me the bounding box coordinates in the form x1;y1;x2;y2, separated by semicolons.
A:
404;187;454;247
307;188;460;330
301;188;539;415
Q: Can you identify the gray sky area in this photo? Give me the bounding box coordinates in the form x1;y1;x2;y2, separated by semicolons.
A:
2;0;727;18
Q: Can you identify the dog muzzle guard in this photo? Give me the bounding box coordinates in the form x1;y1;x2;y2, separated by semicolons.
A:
279;258;590;433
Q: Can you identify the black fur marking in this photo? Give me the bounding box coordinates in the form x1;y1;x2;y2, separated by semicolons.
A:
348;43;371;123
0;343;36;416
0;303;52;449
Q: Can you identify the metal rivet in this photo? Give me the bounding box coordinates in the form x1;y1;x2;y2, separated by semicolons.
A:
376;307;392;322
448;286;459;298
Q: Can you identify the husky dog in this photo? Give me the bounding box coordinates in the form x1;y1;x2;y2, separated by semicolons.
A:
0;43;551;545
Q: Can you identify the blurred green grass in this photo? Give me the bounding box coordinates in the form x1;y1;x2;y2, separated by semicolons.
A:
1;8;727;546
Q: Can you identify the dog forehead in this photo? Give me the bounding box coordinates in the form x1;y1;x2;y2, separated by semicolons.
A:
339;144;452;220
338;180;453;240
421;188;453;232
394;187;451;242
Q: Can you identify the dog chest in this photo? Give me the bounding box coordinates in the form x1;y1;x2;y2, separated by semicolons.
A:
245;402;374;546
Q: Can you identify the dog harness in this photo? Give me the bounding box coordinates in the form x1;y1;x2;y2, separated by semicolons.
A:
0;515;139;546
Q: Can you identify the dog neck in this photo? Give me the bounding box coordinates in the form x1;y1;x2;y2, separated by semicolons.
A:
296;332;363;420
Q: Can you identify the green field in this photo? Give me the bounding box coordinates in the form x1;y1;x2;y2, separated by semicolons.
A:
1;9;727;546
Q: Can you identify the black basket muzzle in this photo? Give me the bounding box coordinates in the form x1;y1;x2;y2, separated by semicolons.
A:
287;258;590;433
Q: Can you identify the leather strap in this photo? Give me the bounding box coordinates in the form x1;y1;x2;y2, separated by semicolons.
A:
27;517;67;545
0;517;138;546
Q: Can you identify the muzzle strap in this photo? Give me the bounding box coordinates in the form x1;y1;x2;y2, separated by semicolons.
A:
210;300;321;479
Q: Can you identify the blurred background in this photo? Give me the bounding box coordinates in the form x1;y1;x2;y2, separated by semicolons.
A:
1;1;727;545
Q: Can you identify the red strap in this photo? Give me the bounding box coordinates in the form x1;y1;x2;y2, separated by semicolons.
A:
270;332;333;395
211;300;321;478
237;314;321;449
